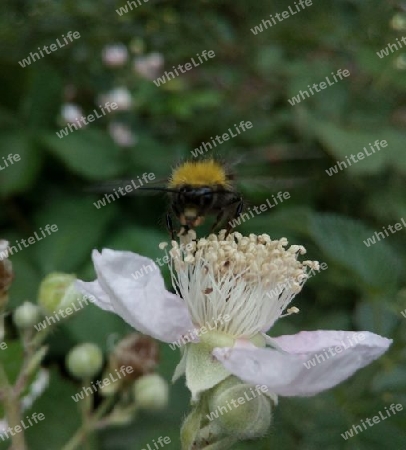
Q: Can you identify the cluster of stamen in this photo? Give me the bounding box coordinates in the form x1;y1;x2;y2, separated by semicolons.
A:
160;231;319;338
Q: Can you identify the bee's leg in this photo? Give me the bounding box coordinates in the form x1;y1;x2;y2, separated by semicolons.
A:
166;213;176;240
211;198;244;236
210;211;226;235
224;199;244;237
180;224;190;236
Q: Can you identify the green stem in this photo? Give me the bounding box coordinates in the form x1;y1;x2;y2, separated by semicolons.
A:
0;362;9;389
0;293;8;341
61;396;115;450
0;320;48;449
82;378;94;450
0;364;27;450
14;329;37;396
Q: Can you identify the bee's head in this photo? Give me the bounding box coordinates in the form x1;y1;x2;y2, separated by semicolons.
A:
180;207;205;227
178;186;214;205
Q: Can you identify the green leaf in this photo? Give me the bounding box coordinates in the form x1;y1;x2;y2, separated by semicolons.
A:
384;128;406;175
366;186;406;222
61;303;131;351
0;341;24;385
354;301;399;336
362;421;406;449
32;193;118;273
255;45;283;75
104;226;168;259
23;65;62;128
312;121;387;175
103;225;171;283
371;366;406;393
238;206;314;240
8;253;41;308
0;133;42;197
42;129;125;180
309;213;402;292
24;369;81;450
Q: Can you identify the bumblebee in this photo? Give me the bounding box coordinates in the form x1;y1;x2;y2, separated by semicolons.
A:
88;150;316;239
163;159;243;238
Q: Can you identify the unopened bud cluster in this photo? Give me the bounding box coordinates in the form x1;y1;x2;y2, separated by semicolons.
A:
0;240;13;303
109;333;159;381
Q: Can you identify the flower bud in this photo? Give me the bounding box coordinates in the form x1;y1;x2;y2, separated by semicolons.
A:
129;37;144;54
391;13;406;31
13;302;41;329
208;377;272;439
98;370;121;397
66;343;103;379
133;374;169;411
109;333;159;381
38;273;84;316
395;54;406;70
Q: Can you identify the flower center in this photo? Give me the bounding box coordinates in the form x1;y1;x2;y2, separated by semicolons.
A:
163;231;318;338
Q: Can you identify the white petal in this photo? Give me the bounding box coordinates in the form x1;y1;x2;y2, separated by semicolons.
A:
214;330;392;397
78;249;193;343
213;347;301;393
75;280;114;312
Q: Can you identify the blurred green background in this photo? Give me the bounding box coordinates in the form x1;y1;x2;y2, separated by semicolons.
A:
1;0;406;449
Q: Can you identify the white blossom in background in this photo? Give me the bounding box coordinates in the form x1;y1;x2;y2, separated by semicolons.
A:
133;52;164;80
395;54;406;70
20;369;50;411
0;370;50;435
99;87;132;111
102;44;128;67
61;103;84;124
390;13;406;31
0;419;7;434
108;122;137;147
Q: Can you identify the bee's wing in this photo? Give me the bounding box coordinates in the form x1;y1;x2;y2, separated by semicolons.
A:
84;177;171;196
210;144;322;181
236;175;310;193
225;144;322;163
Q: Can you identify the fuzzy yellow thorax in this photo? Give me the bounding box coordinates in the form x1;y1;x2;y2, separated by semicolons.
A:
168;160;229;188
